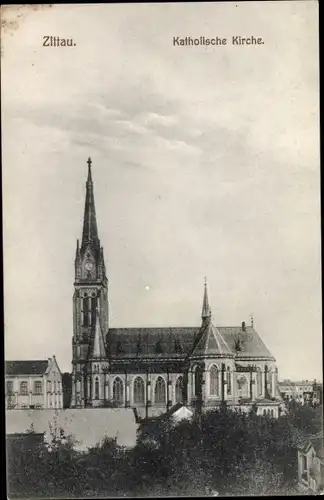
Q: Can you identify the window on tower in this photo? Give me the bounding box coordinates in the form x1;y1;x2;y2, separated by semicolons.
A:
95;377;99;400
91;297;97;325
82;296;89;327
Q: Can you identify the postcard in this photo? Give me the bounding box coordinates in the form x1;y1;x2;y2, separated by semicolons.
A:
2;2;321;497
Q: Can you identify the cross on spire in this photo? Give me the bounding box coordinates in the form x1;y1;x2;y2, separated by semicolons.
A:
87;157;92;168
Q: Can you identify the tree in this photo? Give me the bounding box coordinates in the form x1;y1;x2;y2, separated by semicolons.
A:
286;400;323;435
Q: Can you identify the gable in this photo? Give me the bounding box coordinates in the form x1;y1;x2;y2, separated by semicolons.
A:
191;322;232;357
46;357;62;377
207;331;218;351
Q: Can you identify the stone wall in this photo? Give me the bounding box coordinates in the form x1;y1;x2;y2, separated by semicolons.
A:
6;408;138;450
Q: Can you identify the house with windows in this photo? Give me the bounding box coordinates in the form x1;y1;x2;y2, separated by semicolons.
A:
297;432;324;493
70;158;282;419
279;379;320;406
5;356;63;410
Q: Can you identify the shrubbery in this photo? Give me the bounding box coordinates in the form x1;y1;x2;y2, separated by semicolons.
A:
6;403;322;497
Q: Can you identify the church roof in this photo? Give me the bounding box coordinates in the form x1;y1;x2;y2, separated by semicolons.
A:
106;325;275;360
191;320;233;357
107;327;197;359
6;360;49;376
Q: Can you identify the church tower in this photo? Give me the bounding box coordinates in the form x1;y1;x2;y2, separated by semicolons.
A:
71;158;109;408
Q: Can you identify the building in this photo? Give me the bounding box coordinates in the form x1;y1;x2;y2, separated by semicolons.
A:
5;356;63;410
71;158;281;418
313;381;323;405
134;402;194;425
297;432;324;493
278;379;320;405
6;407;137;450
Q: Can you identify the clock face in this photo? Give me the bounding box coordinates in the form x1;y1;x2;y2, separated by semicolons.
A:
84;260;94;271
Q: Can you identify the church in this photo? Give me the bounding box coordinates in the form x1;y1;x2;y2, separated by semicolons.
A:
71;159;282;418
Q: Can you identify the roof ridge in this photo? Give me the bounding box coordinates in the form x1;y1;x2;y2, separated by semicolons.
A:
6;359;48;362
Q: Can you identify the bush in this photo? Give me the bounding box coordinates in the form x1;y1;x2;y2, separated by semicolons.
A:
8;404;316;497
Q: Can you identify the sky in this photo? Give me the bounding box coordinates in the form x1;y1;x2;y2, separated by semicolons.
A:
2;2;321;381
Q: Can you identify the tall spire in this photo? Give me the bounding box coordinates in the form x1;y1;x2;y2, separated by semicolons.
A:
82;157;99;248
201;277;211;323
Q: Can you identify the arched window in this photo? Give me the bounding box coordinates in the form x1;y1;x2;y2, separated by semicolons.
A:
113;377;124;404
256;367;262;396
95;377;99;400
20;381;28;395
209;365;219;396
133;377;145;404
194;366;202;397
263;409;267;416
154;377;166;404
270;409;274;418
227;367;232;394
82;295;89;327
34;381;42;394
175;376;184;403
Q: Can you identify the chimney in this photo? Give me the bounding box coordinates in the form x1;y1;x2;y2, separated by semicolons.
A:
242;321;246;332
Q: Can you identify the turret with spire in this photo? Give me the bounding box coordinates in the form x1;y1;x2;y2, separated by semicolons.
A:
201;277;212;326
191;278;232;358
